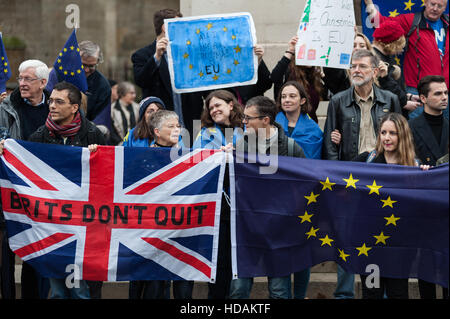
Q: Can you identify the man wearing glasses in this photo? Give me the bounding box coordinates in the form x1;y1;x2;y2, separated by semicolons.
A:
322;49;401;300
0;59;51;299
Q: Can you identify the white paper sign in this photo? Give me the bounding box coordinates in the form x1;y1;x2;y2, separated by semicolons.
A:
295;0;355;69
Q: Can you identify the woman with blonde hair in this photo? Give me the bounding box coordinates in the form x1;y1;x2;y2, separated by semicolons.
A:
355;112;429;299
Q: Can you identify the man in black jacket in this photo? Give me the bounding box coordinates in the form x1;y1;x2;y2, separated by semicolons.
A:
323;49;401;299
28;81;105;299
323;49;402;162
410;75;449;167
409;75;448;300
131;8;205;142
29;82;105;147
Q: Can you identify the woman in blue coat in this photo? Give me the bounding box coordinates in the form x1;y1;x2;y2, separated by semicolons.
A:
193;90;244;150
276;81;323;160
122;96;165;147
275;81;324;299
193;90;244;299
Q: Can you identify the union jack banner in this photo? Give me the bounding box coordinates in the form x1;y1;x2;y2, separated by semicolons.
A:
0;139;227;282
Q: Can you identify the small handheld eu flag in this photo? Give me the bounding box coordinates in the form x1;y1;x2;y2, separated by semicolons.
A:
0;32;12;94
53;29;88;93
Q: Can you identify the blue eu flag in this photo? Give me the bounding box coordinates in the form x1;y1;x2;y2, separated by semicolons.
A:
0;32;12;94
233;154;449;288
53;29;88;93
361;0;449;67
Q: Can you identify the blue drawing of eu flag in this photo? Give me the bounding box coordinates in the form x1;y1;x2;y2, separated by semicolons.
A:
0;33;12;94
166;13;257;93
53;29;88;93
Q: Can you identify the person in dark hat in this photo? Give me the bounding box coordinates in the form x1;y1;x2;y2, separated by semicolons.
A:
372;19;421;120
122;96;166;147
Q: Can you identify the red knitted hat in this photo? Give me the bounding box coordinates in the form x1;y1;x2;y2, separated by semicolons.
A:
373;20;404;43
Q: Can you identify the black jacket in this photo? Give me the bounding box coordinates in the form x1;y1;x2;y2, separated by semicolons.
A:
236;122;306;158
131;40;205;137
323;85;402;161
409;113;449;166
28;112;106;147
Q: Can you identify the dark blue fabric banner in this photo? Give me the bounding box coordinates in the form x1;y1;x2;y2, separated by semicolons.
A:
233;153;449;288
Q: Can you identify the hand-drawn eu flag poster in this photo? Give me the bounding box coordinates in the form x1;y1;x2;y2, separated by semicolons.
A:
0;139;226;282
165;13;258;93
231;153;449;288
295;0;355;69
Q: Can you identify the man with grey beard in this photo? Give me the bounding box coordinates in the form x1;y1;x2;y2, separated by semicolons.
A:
322;49;402;299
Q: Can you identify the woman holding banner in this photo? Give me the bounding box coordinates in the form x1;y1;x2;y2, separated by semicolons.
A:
127;108;192;299
193;90;244;299
354;112;429;299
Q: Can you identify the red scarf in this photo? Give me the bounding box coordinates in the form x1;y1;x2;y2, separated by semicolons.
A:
45;111;82;138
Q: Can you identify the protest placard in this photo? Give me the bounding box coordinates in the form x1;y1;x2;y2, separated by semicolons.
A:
295;0;355;69
165;12;258;93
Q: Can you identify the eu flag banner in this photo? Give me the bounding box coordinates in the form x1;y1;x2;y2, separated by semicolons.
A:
165;12;258;93
53;29;88;93
0;139;226;282
361;0;449;41
0;32;12;93
231;153;449;288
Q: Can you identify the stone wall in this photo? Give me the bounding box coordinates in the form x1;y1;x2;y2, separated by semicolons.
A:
0;0;179;85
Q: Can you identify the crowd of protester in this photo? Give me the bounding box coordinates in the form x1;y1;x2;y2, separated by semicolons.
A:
0;1;448;300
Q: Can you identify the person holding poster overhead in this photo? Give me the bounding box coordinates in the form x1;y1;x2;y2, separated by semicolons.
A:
270;35;326;123
131;8;205;143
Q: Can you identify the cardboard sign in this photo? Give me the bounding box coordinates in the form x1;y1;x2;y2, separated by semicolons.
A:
295;0;355;69
165;13;258;93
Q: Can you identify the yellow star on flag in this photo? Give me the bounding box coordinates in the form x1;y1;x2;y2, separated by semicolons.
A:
231;35;237;40
234;45;241;53
320;177;336;191
384;214;400;226
59;66;63;70
343;173;359;189
198;71;204;78
366;180;383;195
298;211;314;223
63;70;68;75
70;72;74;76
70;46;74;50
206;23;213;30
374;232;390;245
381;196;397;208
226;69;232;74
196;28;200;34
183;53;189;59
356;243;372;256
186;40;191;45
305;226;319;239
223;27;228;32
212;74;219;81
421;0;425;6
304;191;320;205
394;56;401;65
404;0;415;11
319;235;334;247
389;9;400;17
189;64;193;70
338;249;350;262
233;59;239;66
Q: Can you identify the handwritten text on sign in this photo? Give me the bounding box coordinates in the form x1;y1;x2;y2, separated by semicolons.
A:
296;0;355;69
